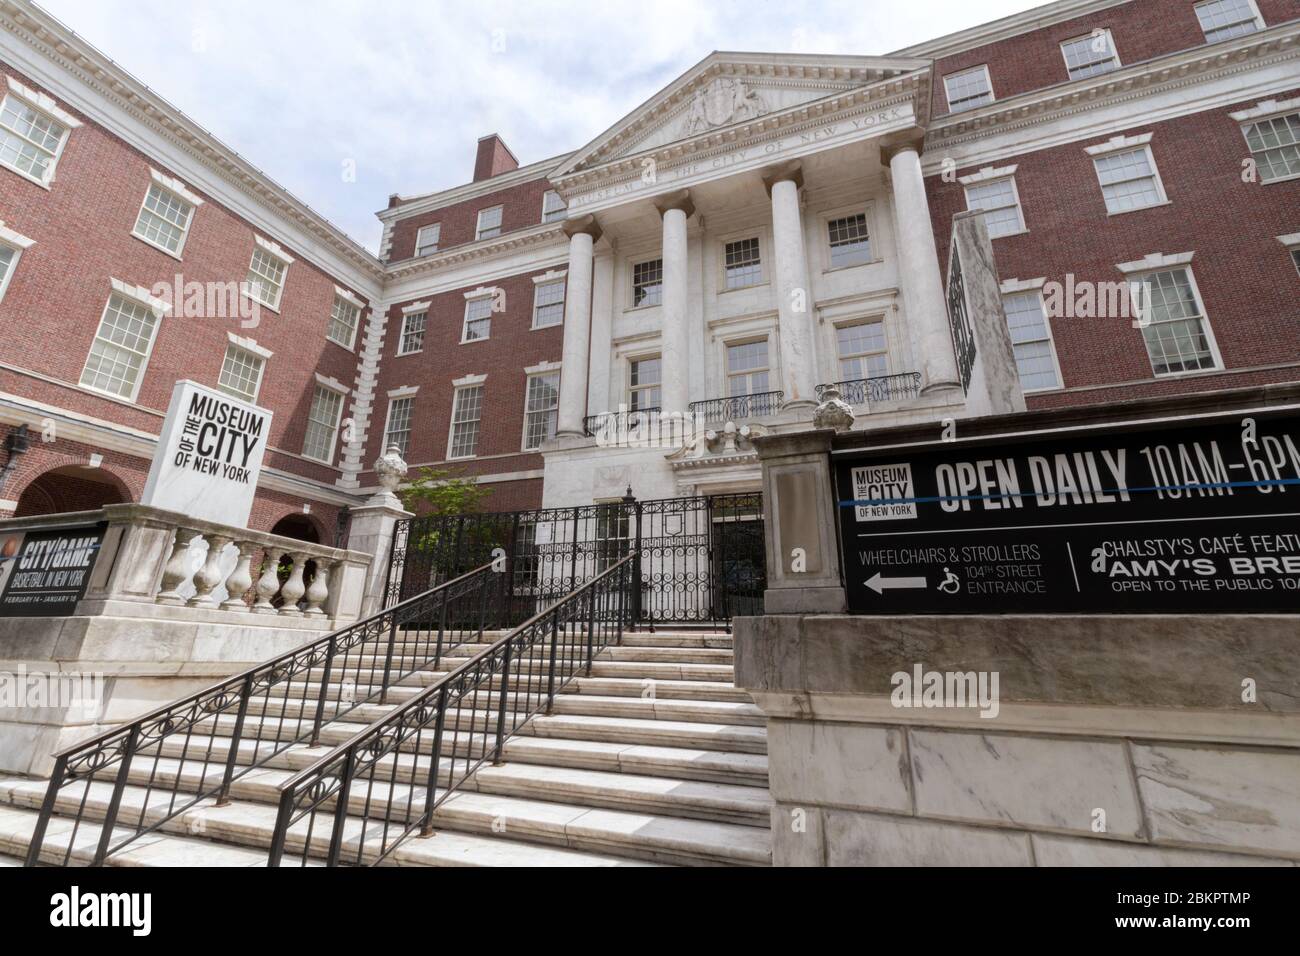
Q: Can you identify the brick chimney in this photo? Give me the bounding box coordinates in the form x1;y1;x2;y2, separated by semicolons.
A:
474;133;519;182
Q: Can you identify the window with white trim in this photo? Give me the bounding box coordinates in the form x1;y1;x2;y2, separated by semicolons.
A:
1292;248;1300;277
1241;111;1300;183
963;177;1025;238
1060;30;1120;80
217;344;265;402
398;311;426;354
1194;0;1263;43
383;396;414;456
632;258;663;307
726;340;770;396
0;93;69;185
79;293;162;399
449;385;483;458
303;384;344;462
132;182;195;256
463;295;493;342
523;371;560;450
836;321;888;382
542;190;566;223
0;244;19;304
1135;267;1218;375
724;237;762;289
532;278;565;328
826;213;872;268
415;223;441;256
943;65;994;113
1093;147;1166;213
476;205;503;240
245;245;288;310
629;356;662;410
327;294;361;348
1002;292;1060;391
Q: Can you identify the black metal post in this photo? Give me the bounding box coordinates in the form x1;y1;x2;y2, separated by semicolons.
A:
378;613;399;705
92;724;140;865
544;613;559;714
309;636;338;746
23;755;66;866
492;640;513;764
568;506;580;595
420;684;449;837
326;748;356;867
216;673;255;806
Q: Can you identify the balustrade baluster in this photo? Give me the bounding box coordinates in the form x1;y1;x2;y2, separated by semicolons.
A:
220;542;259;611
188;533;233;607
156;529;203;605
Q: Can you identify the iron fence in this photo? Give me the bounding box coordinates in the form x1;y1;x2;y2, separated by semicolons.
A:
816;372;923;405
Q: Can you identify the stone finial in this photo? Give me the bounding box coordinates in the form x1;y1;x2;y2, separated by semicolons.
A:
373;444;408;498
813;387;855;432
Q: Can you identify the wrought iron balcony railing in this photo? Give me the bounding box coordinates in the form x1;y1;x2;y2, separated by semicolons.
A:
583;407;662;438
816;372;922;406
689;390;784;425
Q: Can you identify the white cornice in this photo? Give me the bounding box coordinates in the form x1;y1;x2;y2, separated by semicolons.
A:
1228;95;1300;121
0;0;384;293
0;219;35;249
1278;233;1300;248
1000;276;1048;293
1083;131;1153;155
892;0;1133;59
958;164;1018;185
452;372;487;387
227;331;272;359
383;221;566;281
149;167;203;206
1116;251;1194;274
110;276;170;314
377;152;574;223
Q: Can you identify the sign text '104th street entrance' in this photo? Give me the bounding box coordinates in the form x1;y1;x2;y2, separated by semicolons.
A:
835;409;1300;614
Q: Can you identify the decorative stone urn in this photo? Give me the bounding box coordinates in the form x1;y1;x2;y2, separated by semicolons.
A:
372;444;409;505
813;387;855;432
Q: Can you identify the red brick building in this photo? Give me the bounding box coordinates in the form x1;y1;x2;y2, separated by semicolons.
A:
1;0;1297;527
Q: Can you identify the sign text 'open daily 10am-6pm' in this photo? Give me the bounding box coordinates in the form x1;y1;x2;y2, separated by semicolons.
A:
835;409;1300;614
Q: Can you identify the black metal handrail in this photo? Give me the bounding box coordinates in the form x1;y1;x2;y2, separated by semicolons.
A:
689;390;784;425
816;372;922;405
265;552;637;867
582;406;662;438
23;562;505;867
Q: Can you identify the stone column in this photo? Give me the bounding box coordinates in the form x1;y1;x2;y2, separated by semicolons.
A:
763;162;818;409
556;215;602;437
884;139;961;394
347;446;415;616
654;190;693;416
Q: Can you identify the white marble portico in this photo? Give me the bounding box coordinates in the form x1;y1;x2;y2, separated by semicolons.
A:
540;53;985;507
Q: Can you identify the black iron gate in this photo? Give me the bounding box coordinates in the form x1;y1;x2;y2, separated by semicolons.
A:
385;492;765;628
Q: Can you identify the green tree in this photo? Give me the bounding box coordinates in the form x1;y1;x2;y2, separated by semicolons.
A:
399;466;497;585
399;465;491;517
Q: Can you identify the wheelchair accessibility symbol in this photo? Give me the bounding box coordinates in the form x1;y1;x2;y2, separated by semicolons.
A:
937;567;962;595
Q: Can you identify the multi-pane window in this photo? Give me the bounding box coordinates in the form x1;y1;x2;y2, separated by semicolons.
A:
245;246;287;310
133;183;194;255
836;321;888;382
542;190;567;223
0;94;68;184
724;237;762;289
1002;293;1060;391
476;205;503;240
1093;148;1165;213
1241;112;1300;183
629;357;662;410
415;223;441;256
217;345;265;402
79;293;161;399
726;341;770;396
532;279;566;328
523;372;560;450
0;245;16;303
384;396;413;456
632;259;663;307
943;65;994;113
303;385;344;462
1137;268;1217;375
827;214;872;268
1061;30;1120;80
449;385;483;458
327;294;361;348
463;296;493;341
964;177;1025;238
1195;0;1262;43
398;311;426;354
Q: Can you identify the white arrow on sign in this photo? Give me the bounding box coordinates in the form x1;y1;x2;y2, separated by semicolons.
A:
864;572;928;594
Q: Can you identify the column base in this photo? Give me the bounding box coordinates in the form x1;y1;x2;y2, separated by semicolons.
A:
920;380;963;397
764;586;847;614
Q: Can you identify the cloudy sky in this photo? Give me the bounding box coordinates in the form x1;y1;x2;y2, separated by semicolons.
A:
36;0;1040;253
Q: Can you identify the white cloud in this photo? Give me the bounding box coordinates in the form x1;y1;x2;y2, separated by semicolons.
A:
33;0;1040;253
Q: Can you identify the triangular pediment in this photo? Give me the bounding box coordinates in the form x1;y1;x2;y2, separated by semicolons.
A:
554;51;932;178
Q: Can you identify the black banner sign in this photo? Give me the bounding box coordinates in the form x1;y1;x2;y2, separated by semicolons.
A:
835;410;1300;614
0;524;105;617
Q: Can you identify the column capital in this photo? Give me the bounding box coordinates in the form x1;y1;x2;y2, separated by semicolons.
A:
761;160;803;195
653;189;695;219
561;213;603;243
878;129;928;167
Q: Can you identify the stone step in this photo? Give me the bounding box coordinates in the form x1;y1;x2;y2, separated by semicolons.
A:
468;763;774;827
526;713;767;754
549;694;765;726
572;676;751;703
0;777;653;868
